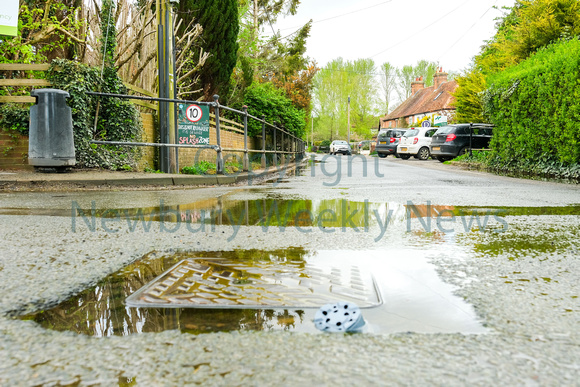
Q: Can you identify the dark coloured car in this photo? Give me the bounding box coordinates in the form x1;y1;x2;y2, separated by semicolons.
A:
430;124;494;162
375;128;406;158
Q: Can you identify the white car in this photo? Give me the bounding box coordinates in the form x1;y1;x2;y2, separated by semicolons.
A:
396;127;438;160
329;140;352;155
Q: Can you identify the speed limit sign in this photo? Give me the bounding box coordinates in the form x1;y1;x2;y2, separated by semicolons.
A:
186;104;203;122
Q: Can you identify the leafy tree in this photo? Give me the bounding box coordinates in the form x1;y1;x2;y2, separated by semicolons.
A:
312;58;381;141
242;0;301;51
454;0;580;129
452;70;488;123
396;65;414;101
395;60;439;102
177;0;239;100
271;61;318;112
379;62;396;114
476;0;580;75
0;1;86;64
230;0;314;115
413;60;438;87
243;82;306;137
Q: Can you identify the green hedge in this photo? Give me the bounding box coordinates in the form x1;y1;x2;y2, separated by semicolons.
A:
483;38;580;178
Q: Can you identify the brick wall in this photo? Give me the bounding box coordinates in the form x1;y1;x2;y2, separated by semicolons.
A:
0;131;33;170
177;132;263;169
0;112;268;171
138;112;157;170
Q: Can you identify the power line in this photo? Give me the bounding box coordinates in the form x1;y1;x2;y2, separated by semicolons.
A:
279;0;393;32
436;1;498;63
370;0;473;58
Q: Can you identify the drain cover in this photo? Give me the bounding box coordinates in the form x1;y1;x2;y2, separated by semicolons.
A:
126;258;382;308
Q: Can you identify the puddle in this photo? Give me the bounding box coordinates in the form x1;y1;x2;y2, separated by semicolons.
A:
459;221;580;260
0;198;407;229
21;248;487;336
2;198;579;226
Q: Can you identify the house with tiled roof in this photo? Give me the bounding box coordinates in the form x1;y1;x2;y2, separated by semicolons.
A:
381;68;457;128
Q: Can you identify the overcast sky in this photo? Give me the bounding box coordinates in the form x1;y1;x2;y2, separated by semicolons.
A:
272;0;516;74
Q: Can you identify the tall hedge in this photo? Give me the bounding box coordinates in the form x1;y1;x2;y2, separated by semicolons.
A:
483;38;580;177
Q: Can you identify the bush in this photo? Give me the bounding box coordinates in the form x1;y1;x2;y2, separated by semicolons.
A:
0;104;29;135
242;82;306;138
182;160;215;175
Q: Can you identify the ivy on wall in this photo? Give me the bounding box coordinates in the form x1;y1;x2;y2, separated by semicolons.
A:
0;60;143;170
46;59;143;170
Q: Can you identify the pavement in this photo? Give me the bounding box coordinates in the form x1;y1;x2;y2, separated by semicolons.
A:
0;160;306;191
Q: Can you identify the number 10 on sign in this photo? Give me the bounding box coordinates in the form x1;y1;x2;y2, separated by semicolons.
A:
186;105;203;122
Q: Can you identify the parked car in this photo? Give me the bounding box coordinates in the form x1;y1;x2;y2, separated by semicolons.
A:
430;124;494;162
358;140;371;150
375;128;406;158
330;140;352;155
396;127;438;160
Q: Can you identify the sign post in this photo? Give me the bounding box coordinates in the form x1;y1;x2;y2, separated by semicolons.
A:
177;103;210;145
0;0;20;36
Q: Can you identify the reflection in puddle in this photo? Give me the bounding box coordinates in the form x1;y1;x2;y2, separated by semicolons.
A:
2;198;579;232
21;248;487;336
125;257;382;308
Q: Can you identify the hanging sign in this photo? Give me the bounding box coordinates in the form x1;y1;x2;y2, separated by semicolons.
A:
177;103;210;145
0;0;20;36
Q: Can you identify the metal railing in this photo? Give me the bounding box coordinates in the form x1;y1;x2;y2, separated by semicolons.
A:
86;92;306;174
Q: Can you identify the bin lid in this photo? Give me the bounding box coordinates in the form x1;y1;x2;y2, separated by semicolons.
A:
31;88;70;98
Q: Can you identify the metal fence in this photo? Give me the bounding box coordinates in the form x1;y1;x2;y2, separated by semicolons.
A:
86;92;306;174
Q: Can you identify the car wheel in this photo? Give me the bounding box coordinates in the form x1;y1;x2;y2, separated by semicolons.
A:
400;154;411;160
378;153;387;158
417;147;430;160
458;147;468;156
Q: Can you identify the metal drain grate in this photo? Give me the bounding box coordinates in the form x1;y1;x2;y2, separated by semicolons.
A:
126;258;382;308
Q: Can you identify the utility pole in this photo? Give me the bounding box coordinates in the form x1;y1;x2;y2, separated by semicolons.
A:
311;114;314;149
157;0;178;173
347;96;351;144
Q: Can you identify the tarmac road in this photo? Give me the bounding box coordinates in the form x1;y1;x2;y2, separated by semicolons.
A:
0;154;579;385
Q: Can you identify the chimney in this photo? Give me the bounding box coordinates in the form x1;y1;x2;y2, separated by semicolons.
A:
411;76;425;95
433;68;448;90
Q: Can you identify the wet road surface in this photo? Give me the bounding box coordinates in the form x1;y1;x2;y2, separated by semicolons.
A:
1;154;579;384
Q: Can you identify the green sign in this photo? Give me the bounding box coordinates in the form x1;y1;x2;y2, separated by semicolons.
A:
434;115;448;127
177;103;210;145
0;0;20;36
